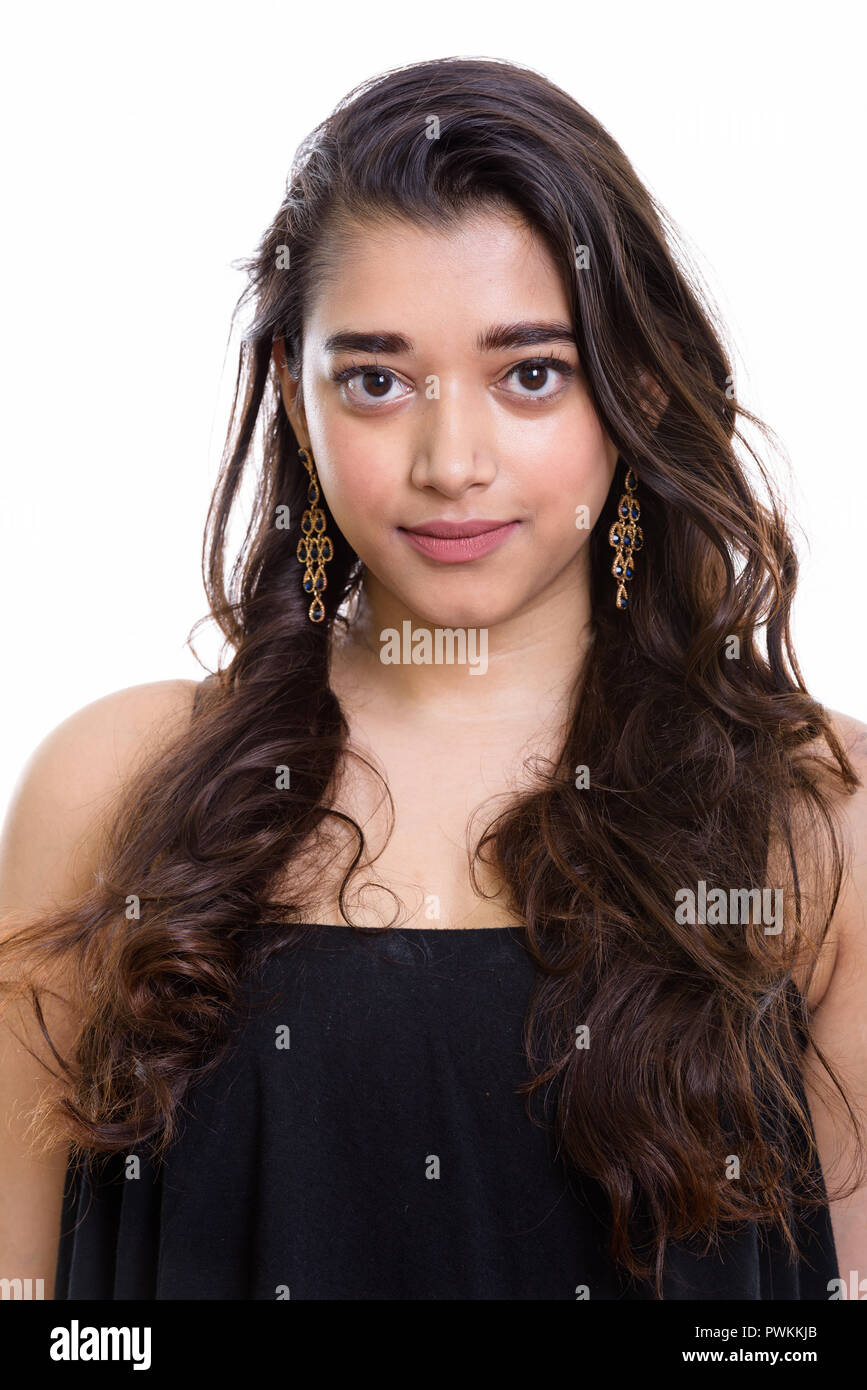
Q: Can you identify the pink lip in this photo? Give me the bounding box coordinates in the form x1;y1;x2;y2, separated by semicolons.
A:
403;519;513;539
399;520;520;562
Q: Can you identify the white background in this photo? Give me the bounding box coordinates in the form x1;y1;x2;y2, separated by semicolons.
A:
1;0;864;811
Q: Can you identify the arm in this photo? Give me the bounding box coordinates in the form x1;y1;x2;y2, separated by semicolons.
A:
801;712;867;1294
0;679;199;1297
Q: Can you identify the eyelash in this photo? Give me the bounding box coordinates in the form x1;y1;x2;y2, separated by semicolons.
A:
330;354;577;405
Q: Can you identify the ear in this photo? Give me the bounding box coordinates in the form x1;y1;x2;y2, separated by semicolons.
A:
637;368;669;429
637;342;682;430
272;337;308;444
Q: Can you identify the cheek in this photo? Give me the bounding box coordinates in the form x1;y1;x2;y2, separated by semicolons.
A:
307;412;387;529
316;453;395;555
526;423;617;541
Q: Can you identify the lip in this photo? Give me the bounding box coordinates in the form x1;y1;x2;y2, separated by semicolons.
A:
402;519;514;539
398;519;520;563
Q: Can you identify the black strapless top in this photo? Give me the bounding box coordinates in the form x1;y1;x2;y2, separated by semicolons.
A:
54;923;838;1300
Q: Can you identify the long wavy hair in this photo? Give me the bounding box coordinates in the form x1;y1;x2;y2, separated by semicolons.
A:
2;56;861;1295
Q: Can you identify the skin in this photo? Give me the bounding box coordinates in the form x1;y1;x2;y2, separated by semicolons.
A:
272;206;867;1283
0;209;863;1293
277;208;617;706
270;209;624;934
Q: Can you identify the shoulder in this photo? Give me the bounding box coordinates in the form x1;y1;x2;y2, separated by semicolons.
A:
797;709;867;1010
7;677;202;812
38;676;202;744
779;708;865;1010
797;714;867;1274
825;707;867;776
0;679;201;927
823;708;867;955
817;709;867;882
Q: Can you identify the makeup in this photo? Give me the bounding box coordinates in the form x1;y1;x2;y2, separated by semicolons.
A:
398;520;520;563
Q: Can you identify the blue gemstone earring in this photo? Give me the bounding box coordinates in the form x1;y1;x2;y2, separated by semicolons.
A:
608;467;643;610
296;447;333;623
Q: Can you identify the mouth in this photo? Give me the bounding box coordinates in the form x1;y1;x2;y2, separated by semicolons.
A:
397;519;521;563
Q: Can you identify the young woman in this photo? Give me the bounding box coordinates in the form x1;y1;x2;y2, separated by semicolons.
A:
1;56;865;1302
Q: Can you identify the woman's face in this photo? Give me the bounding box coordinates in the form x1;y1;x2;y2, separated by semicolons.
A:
277;208;618;631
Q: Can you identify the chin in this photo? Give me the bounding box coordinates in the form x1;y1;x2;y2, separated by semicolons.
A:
408;592;517;631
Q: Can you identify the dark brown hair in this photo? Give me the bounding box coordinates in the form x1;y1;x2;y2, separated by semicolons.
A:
2;56;861;1295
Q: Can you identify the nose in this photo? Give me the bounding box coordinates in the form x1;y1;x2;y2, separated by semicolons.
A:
408;384;498;497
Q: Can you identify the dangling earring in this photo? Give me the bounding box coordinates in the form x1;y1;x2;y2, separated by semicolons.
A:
608;466;643;610
296;447;333;623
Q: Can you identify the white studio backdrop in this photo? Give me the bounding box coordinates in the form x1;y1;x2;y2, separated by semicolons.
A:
1;0;864;812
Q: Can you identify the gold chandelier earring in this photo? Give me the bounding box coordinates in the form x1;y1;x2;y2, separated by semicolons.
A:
296;447;333;623
608;465;643;610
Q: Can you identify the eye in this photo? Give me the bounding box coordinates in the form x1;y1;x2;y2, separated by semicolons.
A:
498;355;577;400
331;362;411;407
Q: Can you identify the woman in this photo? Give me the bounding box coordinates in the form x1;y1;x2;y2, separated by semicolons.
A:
1;56;865;1301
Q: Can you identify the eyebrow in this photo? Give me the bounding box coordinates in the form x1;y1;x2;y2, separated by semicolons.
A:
322;320;579;356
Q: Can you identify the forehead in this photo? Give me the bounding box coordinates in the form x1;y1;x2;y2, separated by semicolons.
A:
304;209;570;341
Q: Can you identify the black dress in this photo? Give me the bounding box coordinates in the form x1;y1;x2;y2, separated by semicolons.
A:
54;922;838;1300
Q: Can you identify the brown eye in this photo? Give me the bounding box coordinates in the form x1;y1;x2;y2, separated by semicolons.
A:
358;371;392;398
333;365;411;406
499;356;576;401
516;363;551;391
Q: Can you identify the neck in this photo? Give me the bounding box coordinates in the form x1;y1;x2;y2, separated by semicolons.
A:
331;556;594;734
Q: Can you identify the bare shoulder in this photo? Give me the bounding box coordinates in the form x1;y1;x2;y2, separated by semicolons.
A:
798;712;867;1274
822;708;867;942
0;679;202;1291
778;706;861;1011
27;676;202;765
825;707;867;769
819;708;867;862
0;678;201;930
